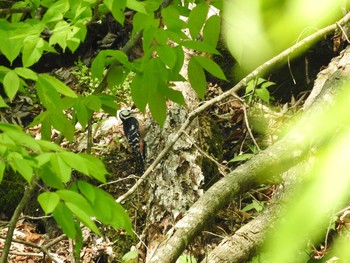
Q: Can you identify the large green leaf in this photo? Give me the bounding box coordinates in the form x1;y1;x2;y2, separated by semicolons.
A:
3;70;20;102
50;153;72;183
10;155;34;183
38;74;77;98
148;85;167;126
53;202;77;239
77;181;133;236
42;0;70;24
79;153;108;183
14;67;38;81
49;20;70;51
0;28;23;64
22;36;45;67
193;56;227;80
131;73;148;112
39;165;65;189
188;2;209;39
156;45;177;69
65;202;101;235
161;5;186;30
126;0;147;14
188;57;206;99
104;0;126;25
59;152;89;175
203;15;220;48
38;192;60;214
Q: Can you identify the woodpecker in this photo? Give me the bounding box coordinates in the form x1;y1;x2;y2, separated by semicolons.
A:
118;109;145;172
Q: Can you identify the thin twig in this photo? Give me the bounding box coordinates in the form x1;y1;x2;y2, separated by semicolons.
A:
241;103;261;151
336;22;350;43
116;12;350;203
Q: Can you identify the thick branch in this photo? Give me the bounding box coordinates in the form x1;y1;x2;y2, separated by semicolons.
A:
201;162;309;262
117;12;350;203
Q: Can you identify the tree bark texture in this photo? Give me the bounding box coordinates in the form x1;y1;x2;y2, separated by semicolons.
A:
148;41;350;263
143;50;204;261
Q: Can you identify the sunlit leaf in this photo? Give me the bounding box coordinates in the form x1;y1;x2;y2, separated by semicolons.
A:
188;57;206;99
188;2;208;39
38;192;60;214
3;71;20;102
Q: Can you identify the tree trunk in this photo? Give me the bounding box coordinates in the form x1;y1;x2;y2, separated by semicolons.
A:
143;50;204;260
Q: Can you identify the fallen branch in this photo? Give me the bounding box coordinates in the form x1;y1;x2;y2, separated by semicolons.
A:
117;11;350;203
201;161;309;262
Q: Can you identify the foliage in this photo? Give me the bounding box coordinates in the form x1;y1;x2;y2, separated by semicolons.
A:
0;0;226;257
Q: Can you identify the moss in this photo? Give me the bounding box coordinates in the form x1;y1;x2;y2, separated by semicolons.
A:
0;169;26;219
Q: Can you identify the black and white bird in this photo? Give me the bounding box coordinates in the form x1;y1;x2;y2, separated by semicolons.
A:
118;109;145;172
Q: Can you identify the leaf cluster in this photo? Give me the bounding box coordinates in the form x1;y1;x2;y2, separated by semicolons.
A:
0;0;228;254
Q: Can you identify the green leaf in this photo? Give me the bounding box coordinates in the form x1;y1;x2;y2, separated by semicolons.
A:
50;153;71;183
182;40;220;54
38;74;77;98
39;165;65;189
80;154;108;183
14;67;38;80
0;24;23;64
59;152;89;175
99;94;120;115
241;200;264;212
3;71;20;102
149;86;166;126
77;181;96;204
90;186;132;235
49;21;70;51
38;192;60;214
22;36;45;67
57;190;95;214
84;95;101;111
91;52;105;80
256;87;270;103
53;202;77;239
11;157;33;183
107;65;126;87
126;0;147;14
156;45;177;69
161;6;186;30
193;56;227;80
42;0;70;23
131;73;148;112
75;99;88;128
160;85;185;105
65;202;101;235
122;250;139;262
188;2;209;39
0;96;9;108
104;0;126;25
188;57;206;99
203;15;220;48
229;153;254;163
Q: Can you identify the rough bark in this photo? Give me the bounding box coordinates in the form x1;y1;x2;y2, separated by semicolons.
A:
143;50;204;261
148;35;350;263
